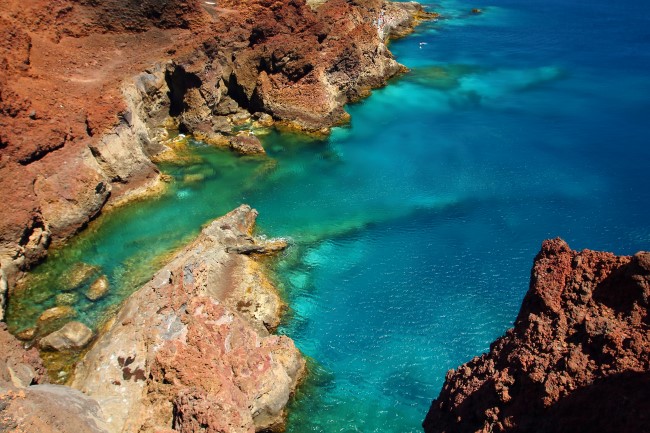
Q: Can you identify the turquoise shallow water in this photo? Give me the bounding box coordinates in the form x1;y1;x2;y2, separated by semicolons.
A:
7;0;650;429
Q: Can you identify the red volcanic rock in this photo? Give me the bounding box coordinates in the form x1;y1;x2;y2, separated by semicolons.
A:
0;0;435;427
0;323;46;387
71;206;305;433
423;238;650;433
0;0;435;317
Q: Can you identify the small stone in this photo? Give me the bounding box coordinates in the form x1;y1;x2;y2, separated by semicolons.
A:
62;262;99;291
56;292;79;306
39;321;93;351
229;134;266;155
16;327;36;341
86;275;109;301
37;306;76;326
252;112;274;127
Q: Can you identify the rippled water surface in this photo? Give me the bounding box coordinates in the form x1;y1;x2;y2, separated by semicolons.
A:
7;0;650;429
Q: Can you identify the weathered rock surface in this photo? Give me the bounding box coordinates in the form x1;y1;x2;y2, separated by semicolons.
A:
72;205;305;433
0;0;435;305
39;321;93;352
0;323;45;388
86;275;110;301
0;384;111;433
423;238;650;433
230;134;266;155
1;323;110;433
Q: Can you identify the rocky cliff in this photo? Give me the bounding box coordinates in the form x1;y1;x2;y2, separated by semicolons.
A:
1;206;305;433
71;205;305;433
423;239;650;433
0;0;436;319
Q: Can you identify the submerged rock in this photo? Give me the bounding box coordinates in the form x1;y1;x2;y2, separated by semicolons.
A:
85;275;109;301
423;239;650;433
39;321;93;351
37;306;76;327
62;263;99;291
55;292;79;306
16;327;36;341
72;206;305;433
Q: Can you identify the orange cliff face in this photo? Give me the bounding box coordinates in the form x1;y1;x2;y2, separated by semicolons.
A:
0;0;208;283
423;238;650;433
0;0;434;298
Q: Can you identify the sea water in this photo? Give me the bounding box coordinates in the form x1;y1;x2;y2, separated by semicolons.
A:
6;0;650;430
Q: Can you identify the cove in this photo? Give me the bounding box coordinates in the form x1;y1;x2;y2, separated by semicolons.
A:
6;0;650;430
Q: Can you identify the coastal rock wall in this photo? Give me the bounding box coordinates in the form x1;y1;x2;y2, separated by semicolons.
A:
0;323;112;433
0;0;436;314
423;239;650;433
71;205;305;433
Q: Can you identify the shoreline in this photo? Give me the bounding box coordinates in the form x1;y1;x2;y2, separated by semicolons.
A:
0;0;438;317
0;1;439;431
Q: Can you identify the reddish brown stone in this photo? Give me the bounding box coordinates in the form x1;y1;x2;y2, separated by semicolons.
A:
423;239;650;433
0;0;433;285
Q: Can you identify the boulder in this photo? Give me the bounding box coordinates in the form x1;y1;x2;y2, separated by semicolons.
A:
86;276;109;301
39;321;93;351
253;112;274;128
61;262;99;291
229;134;266;155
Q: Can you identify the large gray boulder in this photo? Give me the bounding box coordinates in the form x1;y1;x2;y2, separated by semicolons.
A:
39;321;93;351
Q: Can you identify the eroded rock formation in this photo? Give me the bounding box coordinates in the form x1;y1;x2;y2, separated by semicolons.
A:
0;323;111;433
423;238;650;433
71;205;305;433
0;0;436;318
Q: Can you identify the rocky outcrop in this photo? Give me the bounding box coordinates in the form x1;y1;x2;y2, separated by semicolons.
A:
423;239;650;433
39;321;94;352
71;205;305;433
0;323;111;433
0;0;436;317
0;323;45;388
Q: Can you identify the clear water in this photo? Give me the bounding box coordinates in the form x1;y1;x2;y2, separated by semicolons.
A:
7;0;650;429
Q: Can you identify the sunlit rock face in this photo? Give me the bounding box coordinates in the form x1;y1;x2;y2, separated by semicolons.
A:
71;205;305;433
424;239;650;433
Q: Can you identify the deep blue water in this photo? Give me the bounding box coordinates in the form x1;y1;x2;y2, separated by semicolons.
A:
7;0;650;429
266;0;650;430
